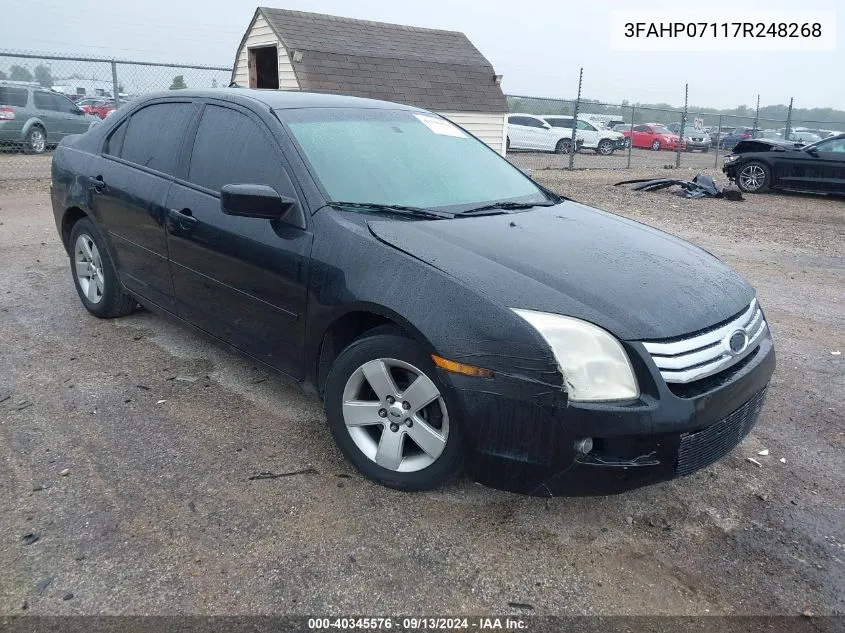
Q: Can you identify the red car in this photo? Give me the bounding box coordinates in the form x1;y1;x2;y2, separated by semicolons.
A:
623;124;685;151
80;100;117;120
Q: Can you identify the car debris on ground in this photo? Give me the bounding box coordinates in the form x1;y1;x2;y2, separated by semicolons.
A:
614;173;744;200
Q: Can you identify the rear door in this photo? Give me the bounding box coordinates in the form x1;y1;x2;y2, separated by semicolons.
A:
90;100;197;310
165;102;313;377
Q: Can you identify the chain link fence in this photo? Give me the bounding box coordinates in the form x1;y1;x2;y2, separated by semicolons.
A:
504;93;845;174
1;50;231;181
2;50;845;181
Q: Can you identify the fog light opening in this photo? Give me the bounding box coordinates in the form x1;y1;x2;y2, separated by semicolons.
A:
574;437;594;455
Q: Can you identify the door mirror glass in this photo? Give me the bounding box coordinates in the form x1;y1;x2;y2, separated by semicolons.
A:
220;184;296;220
806;146;819;156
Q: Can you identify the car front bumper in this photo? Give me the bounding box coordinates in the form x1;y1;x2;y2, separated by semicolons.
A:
685;140;710;151
443;333;775;496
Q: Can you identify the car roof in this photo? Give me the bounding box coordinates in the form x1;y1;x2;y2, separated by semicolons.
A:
132;88;426;112
509;112;543;118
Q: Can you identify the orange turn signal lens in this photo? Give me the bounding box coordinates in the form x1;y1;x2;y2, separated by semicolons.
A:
431;355;494;378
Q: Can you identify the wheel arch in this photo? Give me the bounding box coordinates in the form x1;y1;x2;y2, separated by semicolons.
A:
60;206;90;251
21;117;46;138
311;303;439;396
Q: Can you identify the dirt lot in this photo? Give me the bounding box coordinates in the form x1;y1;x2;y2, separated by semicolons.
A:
0;172;843;617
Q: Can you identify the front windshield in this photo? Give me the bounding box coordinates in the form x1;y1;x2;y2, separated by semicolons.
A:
281;108;548;210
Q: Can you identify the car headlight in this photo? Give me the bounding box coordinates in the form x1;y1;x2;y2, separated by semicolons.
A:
512;309;639;402
723;155;738;164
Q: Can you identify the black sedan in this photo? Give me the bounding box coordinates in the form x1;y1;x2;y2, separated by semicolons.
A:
50;89;775;496
723;134;845;194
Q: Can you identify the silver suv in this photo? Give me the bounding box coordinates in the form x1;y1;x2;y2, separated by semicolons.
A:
0;81;100;153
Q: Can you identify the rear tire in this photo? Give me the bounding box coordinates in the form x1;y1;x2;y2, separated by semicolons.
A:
69;217;137;318
324;332;463;491
735;161;771;194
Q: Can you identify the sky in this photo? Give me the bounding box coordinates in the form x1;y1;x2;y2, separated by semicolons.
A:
1;0;843;111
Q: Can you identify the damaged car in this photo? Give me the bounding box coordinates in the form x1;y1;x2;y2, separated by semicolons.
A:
723;134;845;194
51;90;775;496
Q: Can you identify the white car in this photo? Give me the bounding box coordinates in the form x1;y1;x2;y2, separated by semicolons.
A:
541;116;626;155
506;114;578;154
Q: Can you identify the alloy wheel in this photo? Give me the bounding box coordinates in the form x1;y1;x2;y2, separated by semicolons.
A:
74;233;105;304
30;129;45;153
341;358;449;472
598;140;614;155
738;164;766;192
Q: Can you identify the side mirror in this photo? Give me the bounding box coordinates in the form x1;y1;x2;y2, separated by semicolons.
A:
806;146;819;156
220;184;296;220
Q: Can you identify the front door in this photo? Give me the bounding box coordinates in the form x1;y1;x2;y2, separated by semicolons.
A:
165;102;313;377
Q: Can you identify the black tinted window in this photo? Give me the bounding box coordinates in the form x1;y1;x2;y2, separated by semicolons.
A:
120;103;194;175
548;118;573;128
105;120;128;156
633;125;649;132
0;87;28;107
188;105;290;194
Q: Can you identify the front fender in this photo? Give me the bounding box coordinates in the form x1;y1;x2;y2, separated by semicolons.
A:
305;210;562;389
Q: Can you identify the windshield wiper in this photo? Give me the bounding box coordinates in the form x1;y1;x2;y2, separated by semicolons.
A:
328;201;453;219
456;200;556;216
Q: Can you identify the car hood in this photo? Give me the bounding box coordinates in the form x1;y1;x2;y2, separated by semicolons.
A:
367;202;754;341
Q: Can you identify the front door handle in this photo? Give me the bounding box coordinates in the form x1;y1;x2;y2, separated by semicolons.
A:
90;175;106;193
169;208;198;231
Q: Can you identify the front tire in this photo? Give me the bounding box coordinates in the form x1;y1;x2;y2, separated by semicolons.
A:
596;139;615;155
651;139;661;151
324;331;463;491
554;139;573;154
736;161;771;193
69;217;137;318
25;126;46;154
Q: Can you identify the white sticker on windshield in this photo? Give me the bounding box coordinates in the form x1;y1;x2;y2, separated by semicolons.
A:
414;114;468;138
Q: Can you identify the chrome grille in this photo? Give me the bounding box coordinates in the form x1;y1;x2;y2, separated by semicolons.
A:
641;300;768;384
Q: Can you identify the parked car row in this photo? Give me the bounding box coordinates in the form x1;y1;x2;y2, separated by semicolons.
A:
0;81;101;153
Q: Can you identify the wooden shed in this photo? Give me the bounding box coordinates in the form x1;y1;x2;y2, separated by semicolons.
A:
231;7;508;154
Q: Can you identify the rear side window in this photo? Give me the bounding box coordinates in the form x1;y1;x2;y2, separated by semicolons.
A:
0;87;28;107
187;105;291;194
120;103;194;175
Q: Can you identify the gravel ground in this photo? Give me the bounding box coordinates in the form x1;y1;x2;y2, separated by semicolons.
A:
0;175;843;617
